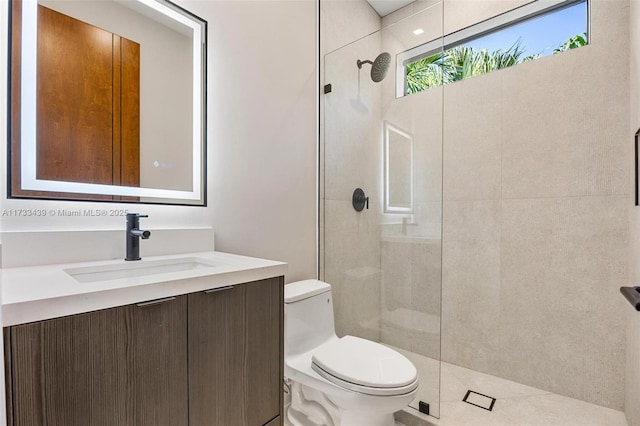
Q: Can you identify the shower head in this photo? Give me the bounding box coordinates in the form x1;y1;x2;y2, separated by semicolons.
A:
357;52;391;83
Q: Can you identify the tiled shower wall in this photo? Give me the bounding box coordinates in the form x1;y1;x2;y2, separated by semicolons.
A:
438;0;630;410
377;3;445;363
322;0;630;412
626;0;640;424
320;0;382;341
376;0;630;410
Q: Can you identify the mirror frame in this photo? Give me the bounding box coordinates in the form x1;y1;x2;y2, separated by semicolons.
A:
9;0;207;204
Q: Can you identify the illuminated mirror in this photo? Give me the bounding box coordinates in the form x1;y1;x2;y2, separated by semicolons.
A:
384;121;413;214
10;0;206;204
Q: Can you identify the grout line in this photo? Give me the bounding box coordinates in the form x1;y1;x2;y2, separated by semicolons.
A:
439;390;553;404
326;193;630;203
490;392;554;401
442;193;629;203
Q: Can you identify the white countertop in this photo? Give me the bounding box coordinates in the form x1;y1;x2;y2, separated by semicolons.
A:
1;251;287;326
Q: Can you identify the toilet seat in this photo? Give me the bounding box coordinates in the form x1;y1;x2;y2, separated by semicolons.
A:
311;336;418;396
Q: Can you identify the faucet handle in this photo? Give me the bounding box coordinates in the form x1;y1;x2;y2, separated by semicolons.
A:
126;213;148;219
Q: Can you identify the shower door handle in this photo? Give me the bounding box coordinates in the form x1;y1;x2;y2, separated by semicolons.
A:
352;188;369;212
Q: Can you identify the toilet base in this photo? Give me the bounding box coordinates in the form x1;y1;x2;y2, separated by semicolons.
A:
286;382;338;426
285;381;406;426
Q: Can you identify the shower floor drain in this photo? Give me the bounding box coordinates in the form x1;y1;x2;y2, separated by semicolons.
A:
463;390;496;411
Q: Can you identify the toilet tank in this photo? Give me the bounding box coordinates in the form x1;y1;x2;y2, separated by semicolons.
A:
285;280;337;356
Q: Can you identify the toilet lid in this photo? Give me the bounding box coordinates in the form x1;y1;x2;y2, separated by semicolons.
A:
311;336;418;395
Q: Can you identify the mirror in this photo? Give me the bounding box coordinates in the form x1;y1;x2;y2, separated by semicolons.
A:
9;0;206;204
384;121;413;214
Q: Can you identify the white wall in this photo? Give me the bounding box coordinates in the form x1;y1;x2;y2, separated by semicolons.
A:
188;0;318;283
0;0;318;277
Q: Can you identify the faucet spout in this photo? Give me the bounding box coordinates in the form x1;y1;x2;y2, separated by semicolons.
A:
125;213;151;261
130;229;151;239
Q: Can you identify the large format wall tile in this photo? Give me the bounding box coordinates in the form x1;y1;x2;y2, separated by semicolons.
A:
384;87;444;204
627;0;640;424
500;196;628;409
382;0;442;28
324;34;383;202
582;292;627;410
502;54;628;199
443;71;502;201
324;199;382;341
381;240;415;351
410;238;442;359
626;307;640;426
501;0;630;200
411;89;444;205
381;238;442;359
441;199;502;373
590;0;631;49
411;240;442;318
320;0;381;201
320;0;380;57
443;0;533;35
627;1;640;423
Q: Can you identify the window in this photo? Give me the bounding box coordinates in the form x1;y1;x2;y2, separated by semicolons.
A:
397;0;589;97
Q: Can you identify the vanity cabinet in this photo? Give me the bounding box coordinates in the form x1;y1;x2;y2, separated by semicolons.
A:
5;295;188;426
4;277;283;426
189;277;282;425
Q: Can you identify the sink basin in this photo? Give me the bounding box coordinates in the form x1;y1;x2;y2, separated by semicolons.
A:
65;257;225;283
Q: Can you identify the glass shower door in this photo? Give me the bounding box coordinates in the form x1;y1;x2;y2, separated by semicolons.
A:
321;2;444;418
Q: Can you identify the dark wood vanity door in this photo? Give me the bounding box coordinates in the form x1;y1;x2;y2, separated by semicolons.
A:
6;296;188;426
188;277;283;426
246;278;284;425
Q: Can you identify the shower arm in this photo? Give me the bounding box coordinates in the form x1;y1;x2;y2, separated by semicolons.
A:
357;59;373;69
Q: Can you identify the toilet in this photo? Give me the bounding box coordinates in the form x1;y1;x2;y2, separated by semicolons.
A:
284;279;418;426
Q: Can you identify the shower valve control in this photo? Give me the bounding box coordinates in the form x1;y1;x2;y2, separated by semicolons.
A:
352;188;369;212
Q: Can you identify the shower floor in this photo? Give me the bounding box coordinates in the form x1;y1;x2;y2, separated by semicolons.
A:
391;346;628;426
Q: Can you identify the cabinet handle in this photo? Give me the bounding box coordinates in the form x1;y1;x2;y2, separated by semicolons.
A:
203;285;234;294
136;296;176;307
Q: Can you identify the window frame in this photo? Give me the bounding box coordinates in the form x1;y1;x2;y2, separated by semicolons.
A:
396;0;590;97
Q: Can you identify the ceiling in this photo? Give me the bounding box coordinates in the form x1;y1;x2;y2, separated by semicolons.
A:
365;0;416;17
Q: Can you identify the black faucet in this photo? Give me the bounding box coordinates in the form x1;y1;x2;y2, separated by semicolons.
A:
125;213;151;261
